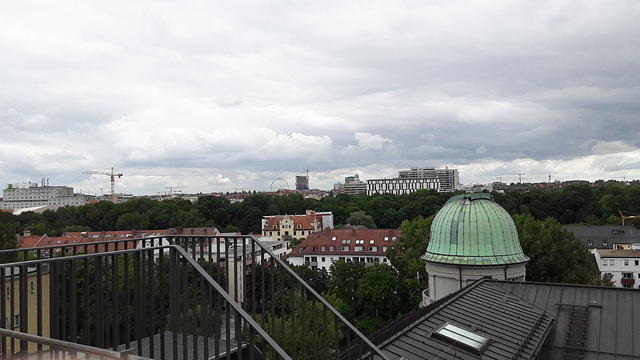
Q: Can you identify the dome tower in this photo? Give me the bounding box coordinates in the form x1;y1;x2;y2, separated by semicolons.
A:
422;193;529;305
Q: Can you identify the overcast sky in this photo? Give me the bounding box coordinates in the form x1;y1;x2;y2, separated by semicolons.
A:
1;1;639;196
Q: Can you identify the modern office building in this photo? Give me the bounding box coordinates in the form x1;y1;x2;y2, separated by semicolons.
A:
366;166;459;195
1;179;88;211
343;174;367;195
398;166;459;192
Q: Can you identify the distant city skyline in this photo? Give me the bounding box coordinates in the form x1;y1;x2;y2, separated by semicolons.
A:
2;1;639;196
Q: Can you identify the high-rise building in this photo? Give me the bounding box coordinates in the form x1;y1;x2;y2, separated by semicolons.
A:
343;174;367;195
295;175;309;191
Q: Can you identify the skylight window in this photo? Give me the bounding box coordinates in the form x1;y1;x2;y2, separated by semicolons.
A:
432;323;489;354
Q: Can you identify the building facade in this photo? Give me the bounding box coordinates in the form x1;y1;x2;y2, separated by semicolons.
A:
343;174;367;195
592;247;640;289
261;210;334;241
366;166;459;195
398;167;459;192
1;180;88;211
287;228;401;271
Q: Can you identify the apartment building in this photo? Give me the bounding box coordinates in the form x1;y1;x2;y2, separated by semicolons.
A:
592;246;640;289
287;228;401;271
261;210;333;241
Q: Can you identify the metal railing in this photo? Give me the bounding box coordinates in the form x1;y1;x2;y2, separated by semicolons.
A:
0;327;152;360
0;235;389;360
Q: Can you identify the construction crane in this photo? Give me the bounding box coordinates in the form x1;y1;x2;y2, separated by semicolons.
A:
165;186;186;197
618;210;640;226
83;167;123;203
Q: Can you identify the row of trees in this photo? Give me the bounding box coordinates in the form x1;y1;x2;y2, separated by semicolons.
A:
2;182;639;240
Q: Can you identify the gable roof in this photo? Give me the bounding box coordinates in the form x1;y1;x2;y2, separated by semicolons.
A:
288;228;401;258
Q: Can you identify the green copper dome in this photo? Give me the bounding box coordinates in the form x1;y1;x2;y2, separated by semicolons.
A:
422;193;529;266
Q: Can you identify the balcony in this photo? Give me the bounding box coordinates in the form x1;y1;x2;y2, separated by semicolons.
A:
621;278;635;285
1;235;388;359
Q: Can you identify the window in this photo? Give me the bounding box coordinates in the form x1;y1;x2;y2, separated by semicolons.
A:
622;272;633;279
432;323;489;353
636;260;639;266
298;248;303;253
610;259;615;266
321;257;325;262
354;246;363;252
312;246;316;251
341;246;349;252
355;240;364;244
368;246;378;252
329;246;335;251
321;246;326;251
332;237;336;241
382;246;388;252
370;239;375;244
13;315;20;328
603;240;608;246
603;260;607;266
587;240;593;246
625;259;629;266
384;237;389;241
342;239;351;244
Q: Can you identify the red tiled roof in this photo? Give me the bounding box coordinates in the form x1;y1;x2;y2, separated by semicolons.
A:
17;228;216;253
289;228;402;257
17;235;47;248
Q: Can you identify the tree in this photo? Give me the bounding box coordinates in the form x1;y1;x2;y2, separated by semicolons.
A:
345;211;376;229
514;214;599;284
387;216;433;286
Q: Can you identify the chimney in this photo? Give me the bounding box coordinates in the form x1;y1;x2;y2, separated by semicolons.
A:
24;229;31;237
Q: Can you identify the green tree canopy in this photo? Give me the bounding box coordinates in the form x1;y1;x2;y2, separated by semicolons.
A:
514;214;600;284
344;211;377;229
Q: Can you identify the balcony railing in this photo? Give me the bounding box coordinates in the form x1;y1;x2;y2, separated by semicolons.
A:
0;235;389;360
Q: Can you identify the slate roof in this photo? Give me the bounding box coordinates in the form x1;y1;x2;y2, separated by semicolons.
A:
564;225;640;249
496;281;640;359
378;280;640;360
423;193;529;266
379;280;554;360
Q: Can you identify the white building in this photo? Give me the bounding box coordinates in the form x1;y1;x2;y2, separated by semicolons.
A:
397;167;459;192
287;228;401;271
366;167;460;195
1;180;88;211
343;174;367;195
592;246;640;289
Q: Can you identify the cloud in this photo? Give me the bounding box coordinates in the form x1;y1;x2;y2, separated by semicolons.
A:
1;1;640;194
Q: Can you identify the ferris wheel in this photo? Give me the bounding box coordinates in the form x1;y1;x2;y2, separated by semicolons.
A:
270;178;289;192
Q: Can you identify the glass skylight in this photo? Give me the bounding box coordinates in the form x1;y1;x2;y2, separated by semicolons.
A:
433;323;489;353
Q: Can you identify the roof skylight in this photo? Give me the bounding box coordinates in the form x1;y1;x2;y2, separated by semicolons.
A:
432;323;489;353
